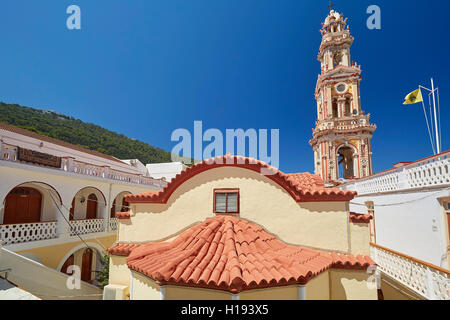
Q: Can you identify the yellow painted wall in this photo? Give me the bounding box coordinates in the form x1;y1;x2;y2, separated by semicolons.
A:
119;167;350;252
109;255;131;287
240;285;298;300
123;269;378;300
380;276;422;300
350;223;370;256
165;285;231;300
16;234;116;269
131;271;161;300
329;269;378;300
305;271;330;300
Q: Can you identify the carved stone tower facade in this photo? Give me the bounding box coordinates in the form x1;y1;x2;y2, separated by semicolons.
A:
309;9;376;182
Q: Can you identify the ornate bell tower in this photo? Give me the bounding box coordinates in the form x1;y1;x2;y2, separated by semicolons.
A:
309;9;376;182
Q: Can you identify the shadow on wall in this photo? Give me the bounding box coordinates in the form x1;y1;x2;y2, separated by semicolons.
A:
330;270;377;300
18;252;42;264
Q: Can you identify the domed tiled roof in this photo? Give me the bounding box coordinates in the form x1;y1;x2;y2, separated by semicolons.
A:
124;215;375;293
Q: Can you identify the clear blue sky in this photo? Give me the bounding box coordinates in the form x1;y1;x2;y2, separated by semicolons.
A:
0;0;448;173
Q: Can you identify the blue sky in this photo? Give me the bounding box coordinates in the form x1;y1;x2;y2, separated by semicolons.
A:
0;0;448;173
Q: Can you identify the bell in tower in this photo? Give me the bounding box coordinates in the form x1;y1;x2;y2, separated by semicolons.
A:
309;8;376;183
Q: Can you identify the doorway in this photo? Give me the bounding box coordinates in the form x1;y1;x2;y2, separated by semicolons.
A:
3;187;42;224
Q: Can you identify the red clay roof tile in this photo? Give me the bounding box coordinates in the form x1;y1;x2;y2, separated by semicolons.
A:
286;172;325;189
349;212;373;224
116;211;131;219
108;243;141;256
125;215;374;293
125;155;356;204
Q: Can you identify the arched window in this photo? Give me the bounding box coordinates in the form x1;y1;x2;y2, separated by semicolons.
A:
337;146;355;179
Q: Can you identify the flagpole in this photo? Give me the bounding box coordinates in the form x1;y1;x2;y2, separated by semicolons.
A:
420;99;436;155
431;78;440;154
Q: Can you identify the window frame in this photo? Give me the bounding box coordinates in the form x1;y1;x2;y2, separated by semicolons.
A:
365;201;376;244
213;188;240;215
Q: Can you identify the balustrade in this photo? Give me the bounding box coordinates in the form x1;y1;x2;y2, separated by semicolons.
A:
341;151;450;195
109;218;118;231
0;142;166;188
370;243;450;300
0;221;58;245
69;218;105;236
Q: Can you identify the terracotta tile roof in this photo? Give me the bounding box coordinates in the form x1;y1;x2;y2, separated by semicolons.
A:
126;215;374;293
286;172;325;189
125;154;356;204
108;243;141;256
0;122;125;164
330;252;375;269
349;212;373;224
116;211;131;219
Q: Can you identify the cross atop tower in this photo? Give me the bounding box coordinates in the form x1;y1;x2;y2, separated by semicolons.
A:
328;0;334;12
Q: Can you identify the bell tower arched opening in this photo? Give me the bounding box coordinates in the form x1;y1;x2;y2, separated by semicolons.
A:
337;146;356;179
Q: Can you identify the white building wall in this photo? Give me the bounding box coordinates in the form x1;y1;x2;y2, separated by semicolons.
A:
0;161;160;233
0;127;143;174
350;188;450;268
146;162;185;182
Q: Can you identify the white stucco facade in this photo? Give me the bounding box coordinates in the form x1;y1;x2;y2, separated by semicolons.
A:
0;123;171;287
340;151;450;269
146;162;186;182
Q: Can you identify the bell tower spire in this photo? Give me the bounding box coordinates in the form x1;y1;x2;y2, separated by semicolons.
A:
309;9;376;183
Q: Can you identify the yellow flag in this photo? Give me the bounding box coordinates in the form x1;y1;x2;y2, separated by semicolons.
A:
403;88;423;105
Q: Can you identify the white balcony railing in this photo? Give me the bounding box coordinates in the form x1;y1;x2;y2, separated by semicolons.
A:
109;218;118;231
0;221;58;245
341;151;450;195
0;142;167;189
63;159;166;189
370;243;450;300
69;219;105;236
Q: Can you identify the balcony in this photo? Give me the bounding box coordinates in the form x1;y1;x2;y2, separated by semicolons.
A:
109;218;118;231
341;151;450;195
313;114;376;133
0;221;58;245
69;218;105;236
0;142;167;189
0;218;118;246
370;243;450;300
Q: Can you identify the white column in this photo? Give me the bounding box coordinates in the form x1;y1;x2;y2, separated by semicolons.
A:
129;271;134;300
298;285;306;300
66;157;74;172
231;293;240;300
56;200;72;239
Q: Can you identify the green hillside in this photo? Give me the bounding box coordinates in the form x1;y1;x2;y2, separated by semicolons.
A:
0;102;173;164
